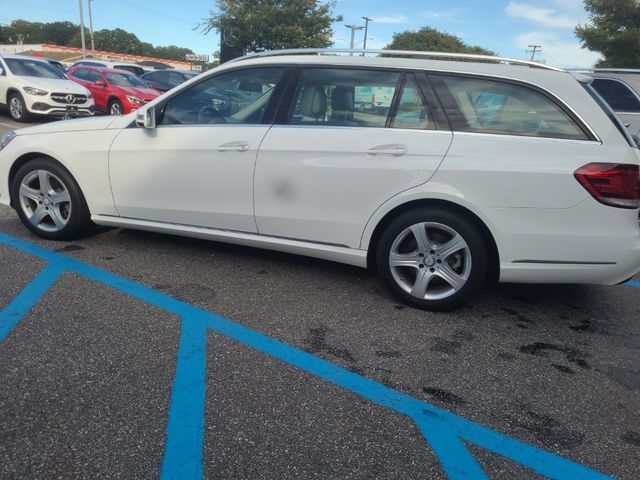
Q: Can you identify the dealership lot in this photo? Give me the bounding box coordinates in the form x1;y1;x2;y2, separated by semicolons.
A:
0;115;639;479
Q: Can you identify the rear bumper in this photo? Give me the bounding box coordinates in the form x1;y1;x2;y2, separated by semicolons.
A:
493;201;640;285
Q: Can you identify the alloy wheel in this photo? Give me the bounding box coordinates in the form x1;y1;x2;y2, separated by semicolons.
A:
388;222;472;301
18;170;72;233
9;97;23;120
110;102;122;115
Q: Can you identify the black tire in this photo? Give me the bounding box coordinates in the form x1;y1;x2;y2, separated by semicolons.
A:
376;208;488;311
8;92;31;122
11;158;93;240
108;99;124;116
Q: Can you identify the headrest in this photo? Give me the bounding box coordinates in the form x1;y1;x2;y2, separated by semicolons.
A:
300;86;327;119
331;86;354;111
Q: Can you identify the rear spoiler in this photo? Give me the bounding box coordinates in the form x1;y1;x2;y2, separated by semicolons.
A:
570;72;594;84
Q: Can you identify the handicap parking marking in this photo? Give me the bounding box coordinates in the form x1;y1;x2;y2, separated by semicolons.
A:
0;231;616;480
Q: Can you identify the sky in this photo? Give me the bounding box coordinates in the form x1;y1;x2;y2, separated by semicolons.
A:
0;0;601;68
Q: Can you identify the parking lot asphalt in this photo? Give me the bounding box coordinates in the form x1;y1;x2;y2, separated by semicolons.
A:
0;114;639;479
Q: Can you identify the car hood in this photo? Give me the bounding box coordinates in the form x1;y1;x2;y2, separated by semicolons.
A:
17;76;90;95
114;85;160;100
15;115;118;136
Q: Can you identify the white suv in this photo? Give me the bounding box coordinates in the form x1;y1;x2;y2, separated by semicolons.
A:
0;54;95;122
1;49;639;310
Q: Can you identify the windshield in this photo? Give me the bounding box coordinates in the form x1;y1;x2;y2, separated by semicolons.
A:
5;58;66;79
105;72;148;88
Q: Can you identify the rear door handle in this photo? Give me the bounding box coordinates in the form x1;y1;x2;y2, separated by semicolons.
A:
366;144;408;156
217;141;250;152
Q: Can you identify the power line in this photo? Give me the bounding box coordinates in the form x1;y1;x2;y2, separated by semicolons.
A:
110;0;198;27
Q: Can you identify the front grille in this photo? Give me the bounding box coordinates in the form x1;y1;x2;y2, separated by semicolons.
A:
50;93;88;104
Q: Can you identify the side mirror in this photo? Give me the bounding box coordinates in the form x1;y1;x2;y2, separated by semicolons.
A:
0;68;5;76
94;80;106;87
136;106;156;129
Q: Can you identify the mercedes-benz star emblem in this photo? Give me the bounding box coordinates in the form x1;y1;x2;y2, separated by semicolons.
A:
223;25;239;47
65;94;75;104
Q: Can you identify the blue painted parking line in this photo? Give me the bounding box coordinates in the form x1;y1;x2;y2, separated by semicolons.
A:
161;315;207;480
0;232;616;480
625;280;640;288
0;263;65;342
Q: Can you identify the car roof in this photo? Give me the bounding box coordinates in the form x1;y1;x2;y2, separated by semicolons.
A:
142;69;195;75
218;53;576;88
71;65;134;75
1;54;49;63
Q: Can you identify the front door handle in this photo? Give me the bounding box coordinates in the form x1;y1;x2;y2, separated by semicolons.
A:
366;144;408;156
217;141;250;152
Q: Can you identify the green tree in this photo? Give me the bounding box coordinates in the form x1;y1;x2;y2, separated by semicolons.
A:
3;20;46;44
154;45;195;61
575;0;640;67
201;0;342;52
386;27;494;55
1;19;194;61
41;21;77;45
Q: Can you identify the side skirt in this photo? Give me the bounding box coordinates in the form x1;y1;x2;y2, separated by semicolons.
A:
91;214;368;268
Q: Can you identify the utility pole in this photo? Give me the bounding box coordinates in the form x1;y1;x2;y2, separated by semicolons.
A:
345;24;364;55
78;0;86;59
527;44;542;62
88;0;96;56
361;16;372;53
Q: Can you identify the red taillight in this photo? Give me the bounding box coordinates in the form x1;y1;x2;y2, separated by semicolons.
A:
574;163;640;209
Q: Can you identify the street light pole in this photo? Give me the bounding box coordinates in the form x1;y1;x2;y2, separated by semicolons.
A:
362;16;372;53
78;0;86;59
88;0;96;56
345;24;364;56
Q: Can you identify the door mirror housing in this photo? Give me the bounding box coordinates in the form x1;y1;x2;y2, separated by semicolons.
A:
0;67;5;76
136;106;156;129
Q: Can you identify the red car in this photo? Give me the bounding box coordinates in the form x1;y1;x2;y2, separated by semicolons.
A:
67;66;161;115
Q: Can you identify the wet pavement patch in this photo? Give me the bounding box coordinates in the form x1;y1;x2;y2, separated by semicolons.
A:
519;342;591;370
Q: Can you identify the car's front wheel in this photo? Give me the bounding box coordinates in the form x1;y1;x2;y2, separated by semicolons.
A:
376;208;488;311
108;99;123;115
11;158;92;240
8;92;30;122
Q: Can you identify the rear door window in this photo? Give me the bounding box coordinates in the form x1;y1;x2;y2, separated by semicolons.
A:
431;75;589;140
591;78;640;112
288;68;401;128
390;74;435;130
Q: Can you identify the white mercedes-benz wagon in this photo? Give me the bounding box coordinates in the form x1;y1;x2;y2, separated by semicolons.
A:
1;49;639;310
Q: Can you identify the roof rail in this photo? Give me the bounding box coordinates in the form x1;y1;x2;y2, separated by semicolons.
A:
227;48;563;71
571;68;640;73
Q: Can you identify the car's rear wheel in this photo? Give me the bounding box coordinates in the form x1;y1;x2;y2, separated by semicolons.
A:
8;92;30;122
11;158;92;240
109;99;123;115
376;208;488;311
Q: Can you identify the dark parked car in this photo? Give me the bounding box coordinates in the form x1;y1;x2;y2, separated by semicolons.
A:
584;69;640;136
44;58;67;76
141;69;199;92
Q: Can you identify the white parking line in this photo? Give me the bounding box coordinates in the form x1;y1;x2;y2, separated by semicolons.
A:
0;122;18;128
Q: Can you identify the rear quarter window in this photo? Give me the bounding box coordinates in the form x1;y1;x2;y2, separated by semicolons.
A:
431;75;590;141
